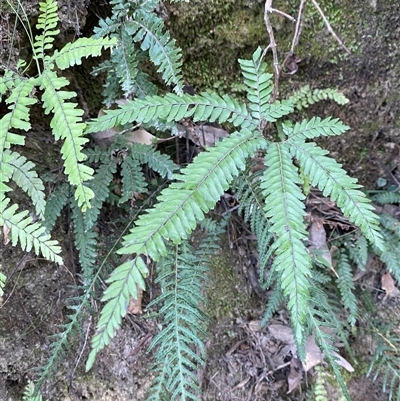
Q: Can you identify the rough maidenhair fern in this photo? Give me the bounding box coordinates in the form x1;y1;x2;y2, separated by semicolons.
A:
86;46;383;401
0;0;115;268
92;0;183;105
148;223;223;401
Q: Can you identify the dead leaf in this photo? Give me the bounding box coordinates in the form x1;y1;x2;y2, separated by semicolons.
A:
3;224;10;245
303;335;324;372
128;285;143;314
381;272;400;300
331;350;354;372
287;356;303;393
308;221;333;267
268;324;295;345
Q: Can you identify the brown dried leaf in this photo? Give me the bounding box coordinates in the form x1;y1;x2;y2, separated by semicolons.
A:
303;335;324;372
3;224;10;245
382;272;395;296
128;285;143;314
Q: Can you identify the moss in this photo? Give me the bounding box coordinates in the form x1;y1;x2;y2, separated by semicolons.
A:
205;254;248;320
166;0;265;92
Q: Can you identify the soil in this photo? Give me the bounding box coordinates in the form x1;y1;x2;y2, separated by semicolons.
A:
1;1;400;401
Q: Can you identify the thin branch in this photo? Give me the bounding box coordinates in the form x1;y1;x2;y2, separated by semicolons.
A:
264;0;281;102
310;0;351;54
290;0;307;54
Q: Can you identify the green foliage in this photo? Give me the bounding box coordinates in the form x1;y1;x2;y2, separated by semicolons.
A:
288;84;349;111
335;252;357;326
83;46;382;401
23;382;46;401
147;225;222;401
367;324;400;401
0;0;116;266
92;0;183;105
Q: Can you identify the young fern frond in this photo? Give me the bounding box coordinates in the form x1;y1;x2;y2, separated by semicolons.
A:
238;47;293;124
260;142;311;346
86;92;256;133
288;140;384;250
335;251;357;326
288;84;349;111
33;0;59;65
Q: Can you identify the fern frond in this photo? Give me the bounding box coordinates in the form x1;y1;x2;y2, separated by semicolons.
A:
147;242;210;401
49;37;117;70
8;151;46;219
23;382;45;401
118;130;265;258
335;251;357;326
119;154;147;204
33;0;60;64
71;200;98;283
86;254;148;371
288;84;349;111
39;70;94;211
371;190;400;205
260;143;311;346
288;140;384;251
239;47;293;123
85;160;117;230
0;194;62;264
307;305;351;401
131;143;177;180
85;92;255;134
236;167;273;283
35;288;91;391
283;116;349;140
125;9;183;94
43;183;69;233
